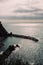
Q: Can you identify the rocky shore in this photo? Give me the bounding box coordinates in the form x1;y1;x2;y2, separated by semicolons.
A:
0;44;20;65
0;21;39;48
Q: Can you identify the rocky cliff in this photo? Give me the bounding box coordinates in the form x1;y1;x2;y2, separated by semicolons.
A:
0;22;8;37
0;21;8;47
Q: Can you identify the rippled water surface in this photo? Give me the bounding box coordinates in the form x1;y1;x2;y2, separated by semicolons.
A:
0;22;43;64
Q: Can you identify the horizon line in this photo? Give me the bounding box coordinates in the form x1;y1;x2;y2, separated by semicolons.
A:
0;16;43;20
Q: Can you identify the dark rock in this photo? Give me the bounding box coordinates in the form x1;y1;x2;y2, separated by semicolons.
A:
8;32;12;37
0;21;8;37
3;44;20;58
0;21;9;48
0;42;4;48
0;21;39;43
0;44;20;65
16;44;20;48
11;34;39;42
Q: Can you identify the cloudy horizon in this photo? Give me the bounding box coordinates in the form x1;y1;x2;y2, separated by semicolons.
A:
0;0;43;19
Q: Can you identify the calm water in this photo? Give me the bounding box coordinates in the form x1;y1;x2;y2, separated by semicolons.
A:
0;22;43;64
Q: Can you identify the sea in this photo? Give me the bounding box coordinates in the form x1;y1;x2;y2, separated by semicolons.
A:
0;21;43;65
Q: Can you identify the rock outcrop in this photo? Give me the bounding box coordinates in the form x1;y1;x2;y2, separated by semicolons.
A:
0;21;8;48
0;44;20;65
0;21;8;37
10;34;39;42
0;21;39;43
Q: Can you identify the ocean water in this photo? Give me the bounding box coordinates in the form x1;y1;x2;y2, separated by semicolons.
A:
0;22;43;64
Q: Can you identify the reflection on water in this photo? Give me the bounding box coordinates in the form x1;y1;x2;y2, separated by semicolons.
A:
0;23;43;64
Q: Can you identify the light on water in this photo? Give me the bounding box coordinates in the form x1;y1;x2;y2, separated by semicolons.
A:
0;22;43;64
10;23;38;26
0;0;43;64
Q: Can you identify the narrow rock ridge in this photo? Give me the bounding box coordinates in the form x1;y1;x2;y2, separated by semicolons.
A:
0;21;39;42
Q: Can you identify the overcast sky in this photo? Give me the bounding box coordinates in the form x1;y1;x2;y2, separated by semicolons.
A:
0;0;43;19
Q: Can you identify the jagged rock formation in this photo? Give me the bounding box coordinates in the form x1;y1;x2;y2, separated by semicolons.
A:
0;21;8;37
0;21;8;48
0;44;20;65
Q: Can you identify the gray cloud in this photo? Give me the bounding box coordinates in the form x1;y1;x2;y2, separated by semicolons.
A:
14;8;43;13
0;0;43;18
34;13;43;16
15;9;35;13
14;8;43;17
32;8;43;16
31;7;43;11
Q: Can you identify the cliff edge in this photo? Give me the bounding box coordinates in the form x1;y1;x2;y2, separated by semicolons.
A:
0;21;8;37
0;21;8;48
